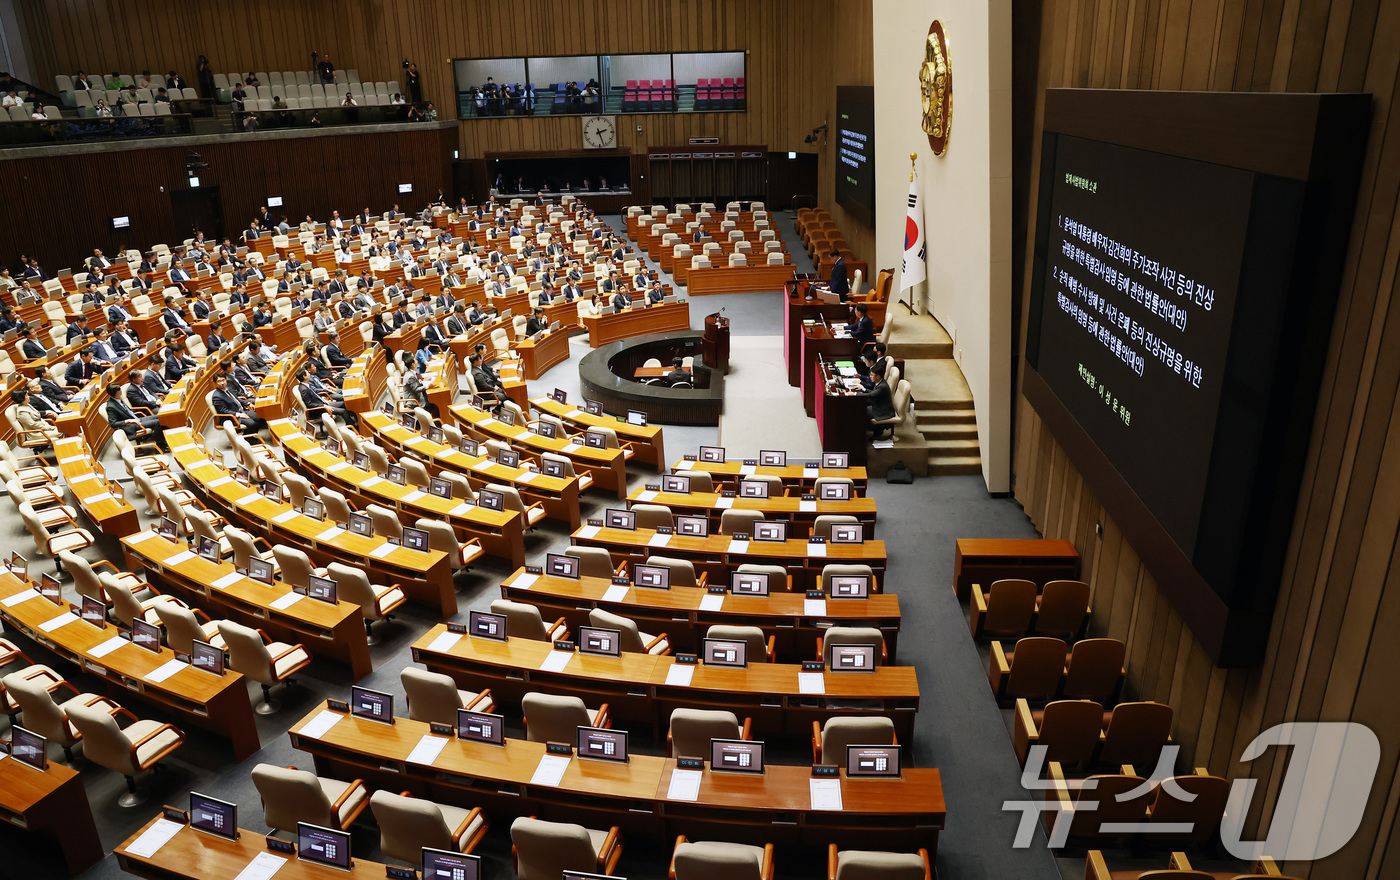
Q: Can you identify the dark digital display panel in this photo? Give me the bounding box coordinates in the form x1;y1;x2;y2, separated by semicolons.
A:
834;86;875;226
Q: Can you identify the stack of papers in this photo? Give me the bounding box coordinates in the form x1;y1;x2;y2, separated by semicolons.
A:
298;709;343;739
124;818;184;858
810;778;844;810
667;769;703;801
529;754;571;787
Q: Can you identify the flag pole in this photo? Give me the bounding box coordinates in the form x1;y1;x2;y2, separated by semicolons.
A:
902;153;918;314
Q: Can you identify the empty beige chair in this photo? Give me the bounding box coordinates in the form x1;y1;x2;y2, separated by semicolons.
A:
400;667;494;725
645;555;705;588
819;626;888;666
1033;579;1093;639
735;563;790;592
415;519;484;573
67;701;185;807
588;608;669;655
828;845;930;880
682;470;713;492
565;546;620;579
160;603;228;654
510;816;623;880
705;624;774;663
742;474;784;496
370;791;488;863
719;508;765;536
186;508;232;559
103;574;186;628
490;598;567;642
272;544;324;588
485;483;546;527
366;502;404;540
318;487;354;524
969;578;1037;640
326;561;406;644
811;514;860;540
668;707;749;758
672;837;773;880
821;563;876;595
250;763;369;833
521;693;609;743
3;672;121;762
632;503;673;530
218;620;312;714
19;501;94;566
541;451;592;490
226;526;279;574
281;471;315;509
814;476;855;499
812;716;897;764
59;551;133;604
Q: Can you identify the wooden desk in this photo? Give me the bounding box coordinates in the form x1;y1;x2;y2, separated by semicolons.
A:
634;365;691;379
54;436;140;537
671;457;868;492
412;625;919;741
625;487;879;539
450;402;629;499
684;264;795;296
582;301;691;348
0;572;261;760
531;395;665;471
117;817;396;880
516;325;571;380
123;532;373;681
166;427;461;616
800;325;861;416
0;753;103;876
953;538;1081;601
570;524;887;591
501;568;902;660
784;283;853;385
816;360;869;468
287;702;944;852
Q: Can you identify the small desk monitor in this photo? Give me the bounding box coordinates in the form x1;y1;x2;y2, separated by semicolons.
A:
577;726;628;762
260;480;284;502
298;823;352;870
130;618;161;653
830;643;877;672
80;595;106;627
385;464;408;486
583;430;607;449
821;452;849;468
731;571;770;596
399;413;419;431
9;726;46;770
545;553;580;579
633;564;669;590
428;426;445;445
422;847;480;880
350;450;370;470
819;481;851;501
157;517;180;539
752;521;787;542
498;409;516;427
551;388;567;403
759;449;786;467
847;744;901;778
6;553;24;578
830;523;864;544
626;410;647;427
710;738;763;774
456;709;505;746
38;573;62;604
662;474;691;494
702;637;747;668
829;574;871;598
585;399;603;416
248;557;276;585
699;445;725;463
428;476;454;499
739;480;769;499
350;685;394;724
477;489;505;511
542;457;566;478
676;515;708;537
324;437;342;456
232;466;252;485
459;438;480;457
189;792;237;839
578;625;621;658
402;526;430;552
496;448;520;468
604;508;635;530
196;535;222;562
191;639;224;675
347;511;374;537
536;421;558;439
468;610;507;640
306;575;337;604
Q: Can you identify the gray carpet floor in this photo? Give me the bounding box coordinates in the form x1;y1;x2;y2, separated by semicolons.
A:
0;213;1071;880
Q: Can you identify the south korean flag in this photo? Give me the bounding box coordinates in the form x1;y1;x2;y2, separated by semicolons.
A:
901;169;926;293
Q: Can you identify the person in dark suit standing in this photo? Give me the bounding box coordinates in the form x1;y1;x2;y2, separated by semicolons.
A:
828;248;849;302
846;303;875;346
865;361;896;435
212;374;265;433
106;383;166;449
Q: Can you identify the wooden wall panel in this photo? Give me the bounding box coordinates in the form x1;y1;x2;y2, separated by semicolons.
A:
1012;1;1400;877
814;0;876;268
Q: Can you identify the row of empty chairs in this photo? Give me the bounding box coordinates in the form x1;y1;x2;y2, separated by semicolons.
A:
213;69;367;90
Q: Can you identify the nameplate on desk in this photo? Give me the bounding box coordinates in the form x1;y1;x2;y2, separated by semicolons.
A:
429;722;454;738
802;660;826;672
812;763;840;777
406;734;450;766
676;756;706;771
165;550;196;565
539;651;573;673
145;658;187;684
208;476;234;488
385;866;415;880
511;573;538;590
316;526;346;541
674;653;698;665
545;741;573;756
525;565;543;575
553;639;575;652
665;664;695;686
446;623;469;634
265;837;296;855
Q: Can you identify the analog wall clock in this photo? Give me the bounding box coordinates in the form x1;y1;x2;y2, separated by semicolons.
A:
582;115;618;149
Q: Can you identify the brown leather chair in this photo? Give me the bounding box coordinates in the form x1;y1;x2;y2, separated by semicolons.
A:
1062;638;1126;702
1099;701;1174;766
1013;698;1103;767
1033;579;1092;639
1136;769;1230;847
1043;762;1152;843
1084;850;1296;880
969;578;1037;640
989;636;1068;701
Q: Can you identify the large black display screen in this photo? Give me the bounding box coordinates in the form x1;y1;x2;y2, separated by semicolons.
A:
835;86;875;225
1033;136;1253;557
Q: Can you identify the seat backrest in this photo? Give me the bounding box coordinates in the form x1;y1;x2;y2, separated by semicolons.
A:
674;841;763;880
565;546;615;579
319;488;353;523
1072;773;1151;837
719;508;764;536
2;672;73;746
1033;579;1091;638
821;716;896;760
631;502;673;530
59;551;106;602
1004;637;1069;699
811;514;859;540
705;625;769;662
490;598;549;640
1062;638;1126;700
325;561;377;617
832;850;928;880
521;692;590;743
102;575;147;627
646;555;698;587
218;620;275;685
983;578;1037;635
822;563;875;594
272;545;315;587
588;607;647;653
736;563;788;592
668;708;740;758
1145;773;1229;845
823;626;885;664
67;701;138;774
401;666;465;724
224;526;261;571
250;763;336;832
366;503;403;539
1100;701;1174;766
161;602;210;655
509;816;600;880
370;791;453;862
415;519;461;558
1032;699;1103;765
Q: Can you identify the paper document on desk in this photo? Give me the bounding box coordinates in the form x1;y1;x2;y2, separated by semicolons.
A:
401;490;427;502
799;500;817;512
69;472;98;483
232;851;288;880
449;503;473;516
124;817;184;858
90;635;127;657
716;496;735;509
511;573;539;590
39;611;79;632
327;462;353;473
298;709;343;740
212;573;244;590
1;588;39;607
601;584;630;603
562;442;583;453
699;594;725;612
368;543;396;559
647;532;671;548
360;476;384;488
127;530;158;543
798;672;826;695
316;526;345;541
516;469;538;483
575;525;600;540
427;632;462;653
740;464;757;475
145;658;187;684
665;664;695;687
673;459;693;470
839;367;858;377
269;592;303;611
166;550;195;565
807;542;827;557
539;651;573;674
406;734;450;766
529;754;571;787
804;599;828;616
727;539;750;554
667;769;703;802
636;490;658;502
810;778;844;811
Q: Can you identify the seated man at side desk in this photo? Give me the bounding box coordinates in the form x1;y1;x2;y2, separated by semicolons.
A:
106;382;167;449
213;373;266;434
524;308;548;336
846;302;875;346
298;367;357;427
469;353;505;413
645;281;666;305
610;285;634;312
865;361;895;432
665;358;690;386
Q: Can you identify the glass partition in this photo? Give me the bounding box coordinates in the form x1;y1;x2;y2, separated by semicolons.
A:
454;58;527;118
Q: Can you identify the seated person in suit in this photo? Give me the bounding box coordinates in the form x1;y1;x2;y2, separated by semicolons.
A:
665;358;690;386
212;373;266;433
692;226;710;244
610;287;633;312
846;302;874;346
445;305;470;337
252;303;274;327
297;367;356;426
161;295;193;332
323;331;353;369
164;341;195;384
600;270;621;295
65;348;100;387
466;300;489;326
300;342;344;395
90;327;119;364
468;353;505;412
26;379;61;418
421;319;448;353
525;307;548;336
144;356;171;397
371;311;395;346
17;334;47;371
245;340;273;375
10;387;60;445
206;320;228;352
865;361;896;433
645;281;666;305
536;282;555;306
857;351;880;390
33;366;70;405
105;383;165;449
66;315;90;345
0;305;27;333
126;369;166;412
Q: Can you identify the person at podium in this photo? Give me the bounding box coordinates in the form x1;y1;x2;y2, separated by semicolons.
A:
828;248;849;302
